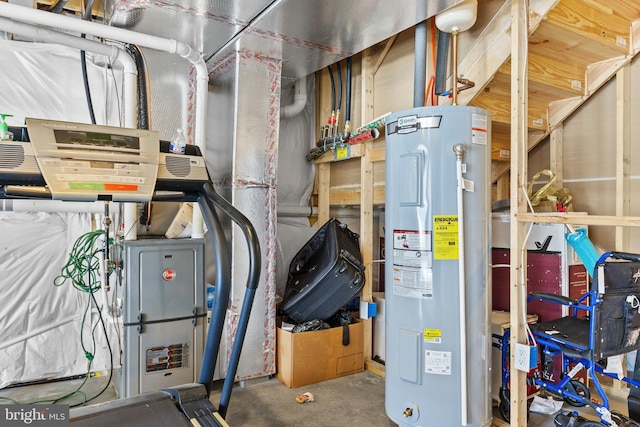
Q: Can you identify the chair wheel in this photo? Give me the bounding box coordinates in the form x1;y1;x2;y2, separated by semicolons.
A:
499;398;510;423
562;380;590;407
497;388;531;423
499;387;510;423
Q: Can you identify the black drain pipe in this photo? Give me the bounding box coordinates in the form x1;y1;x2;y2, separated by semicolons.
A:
434;29;451;96
125;44;150;130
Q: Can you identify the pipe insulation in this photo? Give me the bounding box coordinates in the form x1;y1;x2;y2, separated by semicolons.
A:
413;20;427;108
434;29;450;96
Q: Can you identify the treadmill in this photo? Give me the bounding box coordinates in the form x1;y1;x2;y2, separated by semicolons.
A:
0;120;261;426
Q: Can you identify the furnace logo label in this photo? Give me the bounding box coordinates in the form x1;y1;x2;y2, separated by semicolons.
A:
162;269;176;281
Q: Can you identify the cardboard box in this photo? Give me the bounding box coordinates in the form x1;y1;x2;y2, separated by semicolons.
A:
276;320;364;388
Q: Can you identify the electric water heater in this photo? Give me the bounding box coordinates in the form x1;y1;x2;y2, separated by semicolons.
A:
384;106;492;426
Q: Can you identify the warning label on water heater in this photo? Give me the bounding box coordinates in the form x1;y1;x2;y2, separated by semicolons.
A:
471;113;488;146
425;350;452;375
392;230;433;299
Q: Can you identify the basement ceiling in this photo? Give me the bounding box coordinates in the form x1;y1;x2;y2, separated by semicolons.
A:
37;0;463;79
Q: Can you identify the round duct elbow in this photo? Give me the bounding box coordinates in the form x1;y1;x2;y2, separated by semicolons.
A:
281;78;307;119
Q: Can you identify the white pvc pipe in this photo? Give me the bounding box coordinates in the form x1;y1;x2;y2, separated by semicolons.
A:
0;199;105;213
453;144;468;426
281;77;307;118
0;315;76;351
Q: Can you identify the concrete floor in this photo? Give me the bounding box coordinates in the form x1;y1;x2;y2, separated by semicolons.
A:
0;371;634;426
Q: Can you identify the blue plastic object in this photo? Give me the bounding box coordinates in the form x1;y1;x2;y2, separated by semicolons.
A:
565;228;600;278
206;284;216;309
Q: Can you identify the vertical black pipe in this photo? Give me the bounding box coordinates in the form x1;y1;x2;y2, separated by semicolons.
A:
345;57;352;126
435;29;451;96
125;44;150;130
80;0;96;124
414;20;427;108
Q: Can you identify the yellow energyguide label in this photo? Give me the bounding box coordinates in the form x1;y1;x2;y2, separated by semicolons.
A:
433;215;458;260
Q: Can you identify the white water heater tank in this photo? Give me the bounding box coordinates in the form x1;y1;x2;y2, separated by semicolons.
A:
384;105;491;426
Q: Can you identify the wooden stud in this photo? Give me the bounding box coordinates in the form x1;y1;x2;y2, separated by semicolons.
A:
549;124;563;184
317;163;330;225
615;65;631;251
509;1;529;425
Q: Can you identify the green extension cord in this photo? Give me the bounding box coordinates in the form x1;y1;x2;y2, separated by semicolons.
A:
0;230;111;406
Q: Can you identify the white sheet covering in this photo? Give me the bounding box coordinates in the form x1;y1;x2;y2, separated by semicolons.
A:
0;39;122;127
0;38;123;388
0;212;119;388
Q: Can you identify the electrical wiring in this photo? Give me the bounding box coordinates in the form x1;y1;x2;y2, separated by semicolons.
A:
521;186;536;346
336;61;342;134
54;230;106;293
327;65;335;113
327;65;336;138
80;0;97;125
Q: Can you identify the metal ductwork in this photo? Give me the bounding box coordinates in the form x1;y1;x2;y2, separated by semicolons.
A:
104;0;463;79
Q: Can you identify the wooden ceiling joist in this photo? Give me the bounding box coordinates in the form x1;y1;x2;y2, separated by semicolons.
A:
453;0;640;185
546;0;630;54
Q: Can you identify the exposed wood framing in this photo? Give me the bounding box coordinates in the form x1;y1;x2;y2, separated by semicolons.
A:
518;213;640;227
549;124;563;184
509;0;529;425
452;0;559;107
615;65;630;251
317;163;330;225
36;0;104;17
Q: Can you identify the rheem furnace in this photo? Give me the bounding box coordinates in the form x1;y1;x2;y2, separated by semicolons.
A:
117;238;206;398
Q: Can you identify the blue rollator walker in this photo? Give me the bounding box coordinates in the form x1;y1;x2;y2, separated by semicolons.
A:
528;248;640;427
